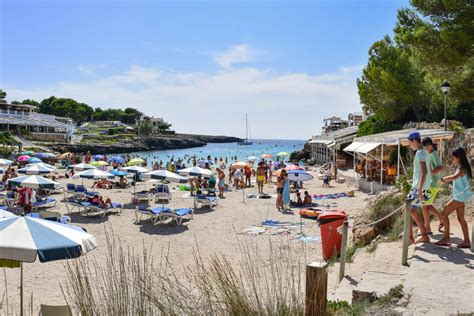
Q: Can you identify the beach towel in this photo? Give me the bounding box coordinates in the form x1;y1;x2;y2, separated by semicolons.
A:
294;233;321;243
239;226;268;235
312;192;348;200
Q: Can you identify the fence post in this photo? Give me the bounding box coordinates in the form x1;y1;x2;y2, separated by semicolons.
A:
401;198;412;266
338;220;349;283
305;261;328;316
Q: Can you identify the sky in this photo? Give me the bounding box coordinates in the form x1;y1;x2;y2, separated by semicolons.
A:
0;0;408;139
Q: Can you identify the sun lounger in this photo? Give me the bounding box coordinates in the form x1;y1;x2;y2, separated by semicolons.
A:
134;206;170;224
32;197;57;211
26;211;71;224
64;197;87;215
154;184;171;203
134;191;153;203
194;194;218;209
161;207;194;225
80;201;123;217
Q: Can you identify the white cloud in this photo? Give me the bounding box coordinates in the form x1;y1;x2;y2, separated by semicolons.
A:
4;65;362;139
77;64;106;75
213;44;256;68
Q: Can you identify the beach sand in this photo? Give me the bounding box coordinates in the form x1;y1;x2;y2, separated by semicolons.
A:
0;167;370;313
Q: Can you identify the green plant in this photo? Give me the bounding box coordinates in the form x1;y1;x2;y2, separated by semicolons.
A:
450;120;464;135
386;216;404;242
395;173;412;195
345;244;358;263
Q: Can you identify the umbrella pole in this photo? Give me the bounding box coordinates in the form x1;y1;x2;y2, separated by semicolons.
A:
20;261;23;316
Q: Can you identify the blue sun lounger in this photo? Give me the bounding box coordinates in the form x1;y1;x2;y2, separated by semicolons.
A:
194;194;218;209
161;208;194;225
135;206;171;224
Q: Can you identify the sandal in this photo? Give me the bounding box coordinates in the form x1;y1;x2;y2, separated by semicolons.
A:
434;241;451;247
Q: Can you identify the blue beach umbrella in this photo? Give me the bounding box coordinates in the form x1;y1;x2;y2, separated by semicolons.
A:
0;216;97;314
93;154;104;161
110;169;129;177
109;156;125;164
27;157;42;163
34;153;55;159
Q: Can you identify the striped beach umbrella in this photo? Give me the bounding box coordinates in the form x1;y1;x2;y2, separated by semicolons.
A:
143;170;188;183
0;208;16;218
68;163;97;171
18;164;54;175
0;158;14;166
74;169;115;179
7;175;59;189
120;166;149;174
178;166;213;178
26;162;56;170
0;216;97;314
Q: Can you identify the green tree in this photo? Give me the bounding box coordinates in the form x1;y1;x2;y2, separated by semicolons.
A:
0;89;7;104
11;100;21;104
357;115;402;137
138;117;152;135
157;121;172;132
123;107;143;125
39;96;94;123
21;99;40;106
357;36;429;123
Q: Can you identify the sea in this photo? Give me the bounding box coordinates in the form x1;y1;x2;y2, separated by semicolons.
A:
130;139;306;166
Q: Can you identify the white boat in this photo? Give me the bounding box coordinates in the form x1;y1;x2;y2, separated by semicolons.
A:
238;113;253;146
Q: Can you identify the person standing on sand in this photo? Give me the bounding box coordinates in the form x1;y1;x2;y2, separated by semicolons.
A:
435;148;472;248
244;165;252;187
406;131;431;244
256;162;266;194
276;169;287;211
216;168;226;198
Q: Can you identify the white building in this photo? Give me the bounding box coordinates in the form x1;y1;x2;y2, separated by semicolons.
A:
150;116;164;133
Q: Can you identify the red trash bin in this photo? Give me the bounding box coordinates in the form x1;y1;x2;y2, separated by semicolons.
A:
319;211;346;260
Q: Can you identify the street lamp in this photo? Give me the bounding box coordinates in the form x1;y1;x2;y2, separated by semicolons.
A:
440;81;451;131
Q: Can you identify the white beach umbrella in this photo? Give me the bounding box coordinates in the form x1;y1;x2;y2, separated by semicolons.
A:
0;208;16;218
73;169;115;179
18;164;54;175
7;175;59;189
143;170;188;183
0;167;5;174
0;216;97;315
120;166;149;174
0;158;13;166
68;163;97;171
26;162;56;170
178;167;213;178
247;156;257;161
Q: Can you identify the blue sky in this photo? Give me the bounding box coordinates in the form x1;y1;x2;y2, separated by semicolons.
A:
1;0;408;139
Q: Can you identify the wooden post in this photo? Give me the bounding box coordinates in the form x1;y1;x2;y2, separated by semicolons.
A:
338;220;349;283
20;262;23;316
401;198;412;266
305;261;328;316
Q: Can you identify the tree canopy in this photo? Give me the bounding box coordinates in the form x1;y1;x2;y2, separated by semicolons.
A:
358;0;474;131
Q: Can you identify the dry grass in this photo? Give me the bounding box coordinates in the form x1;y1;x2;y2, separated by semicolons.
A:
62;228;307;315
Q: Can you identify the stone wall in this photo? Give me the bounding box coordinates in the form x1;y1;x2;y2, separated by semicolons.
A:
444;128;474;165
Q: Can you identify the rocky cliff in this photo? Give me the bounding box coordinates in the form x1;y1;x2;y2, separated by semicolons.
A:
48;134;242;154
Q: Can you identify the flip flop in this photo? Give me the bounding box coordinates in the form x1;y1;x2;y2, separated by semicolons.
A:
456;244;471;249
434;241;451;247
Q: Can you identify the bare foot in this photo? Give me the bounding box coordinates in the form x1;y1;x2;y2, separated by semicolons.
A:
409;238;415;246
457;242;471;249
415;235;430;244
434;239;451;247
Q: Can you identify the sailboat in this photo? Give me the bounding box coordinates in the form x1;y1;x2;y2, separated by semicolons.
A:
238;113;253;145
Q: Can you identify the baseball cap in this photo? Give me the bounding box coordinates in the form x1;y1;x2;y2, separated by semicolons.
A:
407;131;421;141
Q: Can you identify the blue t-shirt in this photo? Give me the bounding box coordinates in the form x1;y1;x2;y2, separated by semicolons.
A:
412;148;431;191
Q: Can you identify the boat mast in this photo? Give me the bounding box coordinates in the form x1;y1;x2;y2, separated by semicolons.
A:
245;113;248;141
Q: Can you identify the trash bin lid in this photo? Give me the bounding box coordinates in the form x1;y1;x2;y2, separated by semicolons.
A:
318;211;346;224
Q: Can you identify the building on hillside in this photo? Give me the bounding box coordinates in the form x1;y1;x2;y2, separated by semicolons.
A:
348;112;366;126
309;126;358;167
0;103;75;142
322;116;349;134
150;116;164;133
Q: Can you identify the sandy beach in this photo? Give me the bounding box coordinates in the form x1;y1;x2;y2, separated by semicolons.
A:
0;166;370;312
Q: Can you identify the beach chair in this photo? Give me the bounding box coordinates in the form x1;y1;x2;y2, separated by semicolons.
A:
26;211;71;224
161;207;194;225
154;184;171;203
134;191;153;203
39;304;73;316
134;206;170;224
66;183;76;197
32;196;57;211
194;194;218;209
79;201;122;217
64;197;86;215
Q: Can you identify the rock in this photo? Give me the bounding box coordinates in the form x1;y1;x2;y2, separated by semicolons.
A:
353;227;376;246
352;290;377;304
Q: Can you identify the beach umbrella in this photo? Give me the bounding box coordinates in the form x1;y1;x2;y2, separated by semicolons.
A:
287;170;314;182
0;158;13;166
110;169;128;177
34;153;55;159
230;161;250;170
0;167;5;174
178;166;213;178
109;156;125;164
127;158;145;166
21;151;34;156
26;162;56;170
18;164;54;175
0;216;97;315
120;166;149;174
284;164;304;171
27;157;42;164
8;175;59;189
91;161;109;167
0;208;16;218
93;154;104;161
247;156;257;161
17;155;30;162
276;152;289;157
58;152;73;159
143;170;187;183
68;163;97;171
198;159;214;167
74;169;115;179
261;154;272;159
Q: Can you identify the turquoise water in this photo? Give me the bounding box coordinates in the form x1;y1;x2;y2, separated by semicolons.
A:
130;139;305;166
